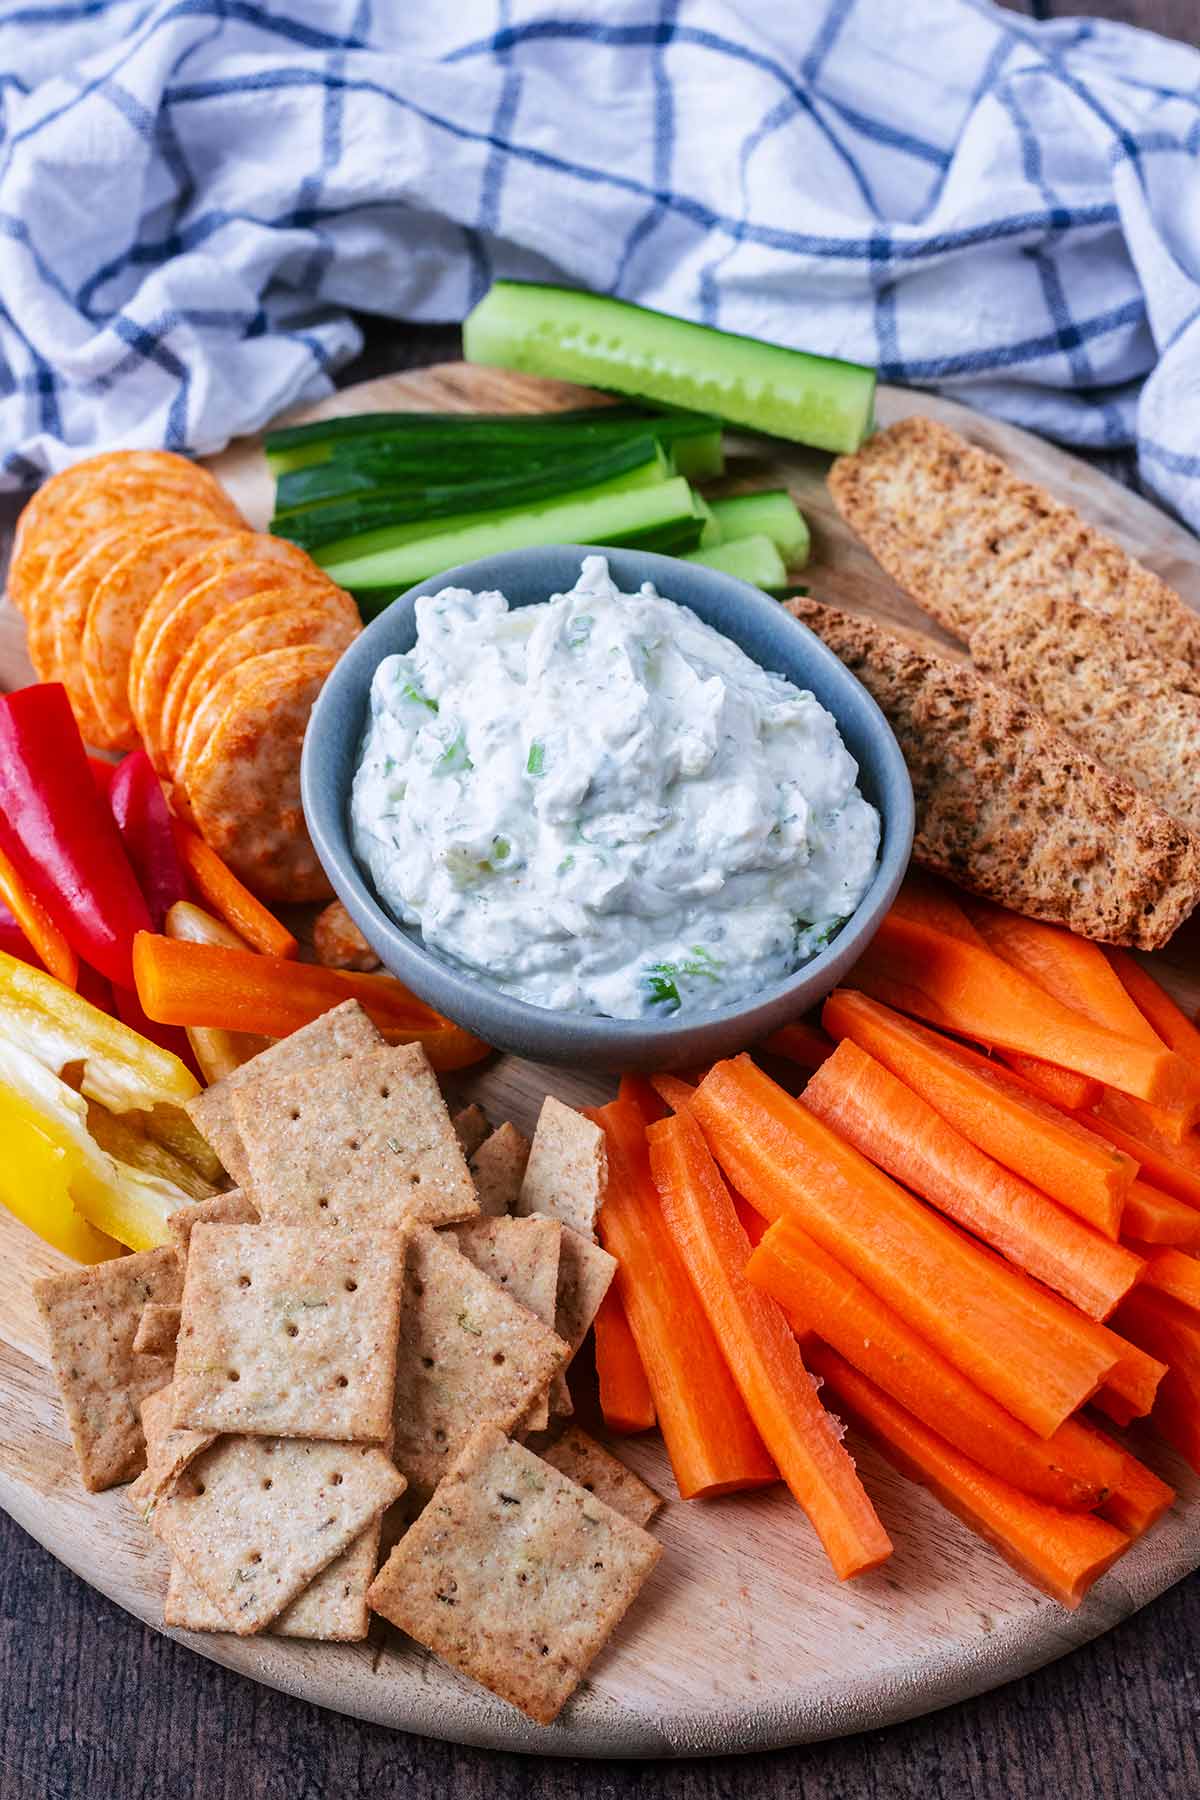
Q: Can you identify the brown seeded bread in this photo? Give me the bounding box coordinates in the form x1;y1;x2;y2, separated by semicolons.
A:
827;416;1200;665
969;592;1200;836
787;598;1200;949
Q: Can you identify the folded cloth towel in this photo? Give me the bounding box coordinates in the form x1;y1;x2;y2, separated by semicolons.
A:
1;1;1199;529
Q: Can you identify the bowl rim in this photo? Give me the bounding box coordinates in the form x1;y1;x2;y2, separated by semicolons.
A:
301;545;914;1065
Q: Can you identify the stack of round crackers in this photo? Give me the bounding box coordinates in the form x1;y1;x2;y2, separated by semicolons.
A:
10;450;360;903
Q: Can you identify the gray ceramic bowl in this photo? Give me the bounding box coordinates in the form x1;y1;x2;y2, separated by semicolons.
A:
302;545;913;1071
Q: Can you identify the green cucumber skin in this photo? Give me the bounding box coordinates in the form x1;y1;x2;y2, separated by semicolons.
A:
266;402;720;456
320;476;701;595
464;282;876;456
708;490;810;566
684;533;789;590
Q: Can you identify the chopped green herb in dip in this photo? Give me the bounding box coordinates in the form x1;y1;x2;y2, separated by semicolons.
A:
351;555;879;1019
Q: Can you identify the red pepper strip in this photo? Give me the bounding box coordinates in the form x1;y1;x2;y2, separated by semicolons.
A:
0;902;38;969
88;755;116;798
172;821;298;959
0;843;78;987
0;685;151;989
113;982;202;1082
109;751;188;931
75;960;116;1018
132;933;491;1073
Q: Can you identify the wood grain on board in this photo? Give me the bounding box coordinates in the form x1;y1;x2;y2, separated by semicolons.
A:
2;367;1200;1758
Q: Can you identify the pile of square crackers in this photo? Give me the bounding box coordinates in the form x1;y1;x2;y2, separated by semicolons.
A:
34;1001;663;1726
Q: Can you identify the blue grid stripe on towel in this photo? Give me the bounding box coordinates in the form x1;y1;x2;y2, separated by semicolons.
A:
0;0;1198;532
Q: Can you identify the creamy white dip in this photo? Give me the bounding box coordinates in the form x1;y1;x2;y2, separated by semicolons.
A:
351;556;880;1019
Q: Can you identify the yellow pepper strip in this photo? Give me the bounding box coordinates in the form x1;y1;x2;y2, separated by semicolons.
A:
164;901;274;1084
0;1084;121;1264
0;1035;195;1254
0;946;198;1114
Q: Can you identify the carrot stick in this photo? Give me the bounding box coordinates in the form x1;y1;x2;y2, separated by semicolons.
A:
887;877;1102;1109
1087;1419;1175;1539
855;914;1199;1110
173;822;299;959
590;1092;776;1499
131;933;489;1071
649;1073;698;1112
1108;950;1200;1072
1119;1178;1200;1250
758;1022;834;1072
823;989;1135;1237
746;1220;1122;1510
648;1109;892;1578
803;1039;1143;1319
733;1194;769;1247
1084;1110;1200;1214
807;1343;1130;1609
691;1055;1119;1438
592;1285;656;1435
0;844;78;988
1113;1288;1200;1475
1128;1244;1200;1314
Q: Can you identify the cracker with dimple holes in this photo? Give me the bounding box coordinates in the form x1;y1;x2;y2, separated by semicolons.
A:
549;1228;617;1417
184;1000;382;1186
153;1435;404;1635
35;1249;184;1492
470;1122;531;1217
172;1224;405;1442
452;1104;490;1160
232;1042;477;1231
450;1215;563;1433
516;1097;607;1241
128;1383;214;1515
540;1427;663;1529
167;1187;260;1258
367;1423;661;1725
133;1302;182;1358
164;1523;382;1641
392;1228;567;1506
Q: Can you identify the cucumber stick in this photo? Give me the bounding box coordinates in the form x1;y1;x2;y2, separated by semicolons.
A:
685;534;788;591
320;476;702;606
464;282;876;455
708;490;810;566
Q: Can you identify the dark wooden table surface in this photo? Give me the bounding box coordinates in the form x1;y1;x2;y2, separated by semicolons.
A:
4;5;1200;1797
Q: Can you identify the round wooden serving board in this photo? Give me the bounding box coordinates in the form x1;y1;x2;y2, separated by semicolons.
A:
3;367;1200;1759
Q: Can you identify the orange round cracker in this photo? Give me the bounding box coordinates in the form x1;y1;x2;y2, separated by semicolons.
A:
129;533;321;753
80;521;232;751
10;450;242;616
184;646;339;903
158;564;355;767
169;585;359;766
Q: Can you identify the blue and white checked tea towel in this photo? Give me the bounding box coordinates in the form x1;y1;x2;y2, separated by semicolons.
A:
1;1;1199;527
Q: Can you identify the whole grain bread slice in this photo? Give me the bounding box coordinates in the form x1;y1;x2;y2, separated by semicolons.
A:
827;416;1200;665
788;598;1200;949
968;592;1200;835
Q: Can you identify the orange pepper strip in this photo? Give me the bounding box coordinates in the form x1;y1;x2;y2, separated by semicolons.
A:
173;822;299;960
0;843;78;988
131;933;490;1072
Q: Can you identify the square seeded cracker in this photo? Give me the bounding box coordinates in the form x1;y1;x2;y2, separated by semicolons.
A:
392;1229;567;1506
470;1122;531;1217
164;1524;382;1641
153;1435;404;1635
172;1224;405;1442
185;1000;383;1185
367;1423;662;1725
540;1427;663;1529
516;1097;607;1241
128;1382;214;1515
450;1214;563;1433
35;1249;184;1492
231;1042;477;1231
167;1188;259;1258
549;1228;617;1417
